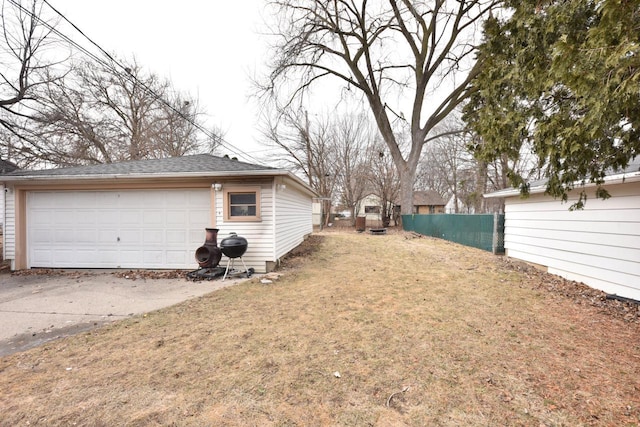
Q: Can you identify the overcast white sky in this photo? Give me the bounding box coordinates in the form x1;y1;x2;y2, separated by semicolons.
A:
50;0;271;163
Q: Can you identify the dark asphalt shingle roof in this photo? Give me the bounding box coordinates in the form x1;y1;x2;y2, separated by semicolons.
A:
1;154;276;177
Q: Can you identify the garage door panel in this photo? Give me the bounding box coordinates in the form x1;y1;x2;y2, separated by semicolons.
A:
119;229;142;244
120;210;143;225
166;210;186;225
54;229;76;243
31;228;54;245
119;249;144;265
97;229;118;244
189;210;209;225
166;250;188;264
143;251;163;265
166;230;187;244
118;192;143;206
54;249;80;264
143;210;164;225
76;230;97;243
31;249;52;265
163;191;187;205
28;190;210;269
96;211;119;226
30;210;53;224
143;229;164;244
75;209;97;225
100;250;119;265
51;210;74;225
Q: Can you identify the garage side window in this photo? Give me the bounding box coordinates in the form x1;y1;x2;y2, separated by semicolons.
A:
223;186;261;222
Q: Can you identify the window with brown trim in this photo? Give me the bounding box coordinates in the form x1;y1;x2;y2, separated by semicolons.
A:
223;186;261;222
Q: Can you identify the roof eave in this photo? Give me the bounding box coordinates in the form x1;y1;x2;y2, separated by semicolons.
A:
484;171;640;199
0;169;286;182
0;169;318;198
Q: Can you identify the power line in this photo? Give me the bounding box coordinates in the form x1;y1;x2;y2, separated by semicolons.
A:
8;0;263;164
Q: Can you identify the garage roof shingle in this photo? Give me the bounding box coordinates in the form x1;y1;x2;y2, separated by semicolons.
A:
1;154;275;177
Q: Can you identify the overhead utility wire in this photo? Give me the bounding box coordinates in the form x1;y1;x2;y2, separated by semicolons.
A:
39;0;260;164
41;0;260;163
9;0;261;164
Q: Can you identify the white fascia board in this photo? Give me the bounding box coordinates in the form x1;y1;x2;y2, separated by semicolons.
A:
484;170;640;199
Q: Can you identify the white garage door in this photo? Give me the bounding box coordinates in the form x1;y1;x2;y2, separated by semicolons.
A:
27;189;211;269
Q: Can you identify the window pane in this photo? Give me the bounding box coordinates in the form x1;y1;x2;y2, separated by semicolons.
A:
365;205;380;214
230;193;256;204
231;206;255;216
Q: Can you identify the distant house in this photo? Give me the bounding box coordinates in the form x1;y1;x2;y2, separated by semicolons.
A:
412;190;446;214
0;154;316;273
484;159;640;301
356;193;392;226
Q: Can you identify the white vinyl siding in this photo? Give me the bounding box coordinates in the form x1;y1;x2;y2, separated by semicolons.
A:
0;184;4;228
214;182;274;273
213;179;313;273
4;187;15;264
504;181;640;300
274;181;313;260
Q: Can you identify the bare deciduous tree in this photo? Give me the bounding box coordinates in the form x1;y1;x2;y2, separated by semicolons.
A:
5;57;220;166
416;114;476;212
368;143;400;227
261;0;499;215
262;107;340;225
333;113;373;224
0;0;64;140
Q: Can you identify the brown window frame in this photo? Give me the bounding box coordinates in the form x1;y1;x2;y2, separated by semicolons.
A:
223;186;261;222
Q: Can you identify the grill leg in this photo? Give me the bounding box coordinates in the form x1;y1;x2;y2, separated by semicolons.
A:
222;256;250;281
222;257;234;281
239;257;249;275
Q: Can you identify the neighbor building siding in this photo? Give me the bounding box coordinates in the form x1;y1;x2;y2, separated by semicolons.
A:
273;180;313;261
504;181;640;300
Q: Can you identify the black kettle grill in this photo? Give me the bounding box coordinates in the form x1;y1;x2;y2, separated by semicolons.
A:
219;232;254;280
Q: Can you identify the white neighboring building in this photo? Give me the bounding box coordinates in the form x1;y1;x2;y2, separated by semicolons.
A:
485;160;640;301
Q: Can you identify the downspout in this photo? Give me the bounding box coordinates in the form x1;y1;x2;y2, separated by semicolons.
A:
272;179;278;268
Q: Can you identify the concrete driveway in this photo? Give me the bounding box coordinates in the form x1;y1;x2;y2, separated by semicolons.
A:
0;269;248;357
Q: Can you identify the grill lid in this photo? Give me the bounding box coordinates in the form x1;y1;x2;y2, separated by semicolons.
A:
220;233;248;258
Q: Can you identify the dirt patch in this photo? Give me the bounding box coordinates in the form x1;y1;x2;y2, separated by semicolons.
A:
276;234;325;270
0;231;638;426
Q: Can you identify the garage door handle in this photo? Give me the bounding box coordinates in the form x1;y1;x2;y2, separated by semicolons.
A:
117;237;120;242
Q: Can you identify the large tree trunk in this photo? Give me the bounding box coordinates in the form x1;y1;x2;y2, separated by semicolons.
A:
398;164;416;216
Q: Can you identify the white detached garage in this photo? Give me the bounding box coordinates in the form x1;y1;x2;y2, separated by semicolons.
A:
1;155;316;272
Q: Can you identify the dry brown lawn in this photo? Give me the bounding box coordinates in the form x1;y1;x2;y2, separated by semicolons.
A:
0;231;639;426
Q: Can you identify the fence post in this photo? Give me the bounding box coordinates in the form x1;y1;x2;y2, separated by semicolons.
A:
492;213;498;255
